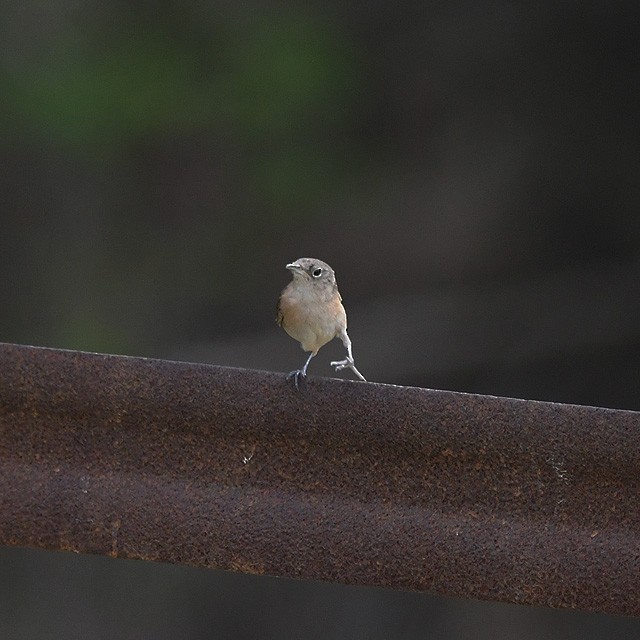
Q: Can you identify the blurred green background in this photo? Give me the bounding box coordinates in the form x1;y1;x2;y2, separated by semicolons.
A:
1;1;639;638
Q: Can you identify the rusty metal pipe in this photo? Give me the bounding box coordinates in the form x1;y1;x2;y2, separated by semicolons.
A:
0;343;638;616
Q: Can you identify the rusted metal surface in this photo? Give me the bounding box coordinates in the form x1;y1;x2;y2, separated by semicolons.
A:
0;343;638;616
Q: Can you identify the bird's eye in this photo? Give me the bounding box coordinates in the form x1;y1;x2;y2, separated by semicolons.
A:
312;267;323;278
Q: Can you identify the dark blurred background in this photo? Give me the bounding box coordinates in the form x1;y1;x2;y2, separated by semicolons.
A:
1;1;639;638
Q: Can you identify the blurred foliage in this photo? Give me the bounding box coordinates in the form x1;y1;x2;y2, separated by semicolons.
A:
0;2;638;357
0;7;371;351
19;32;211;145
3;8;364;213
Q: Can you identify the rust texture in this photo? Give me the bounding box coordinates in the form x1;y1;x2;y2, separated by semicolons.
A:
0;342;639;616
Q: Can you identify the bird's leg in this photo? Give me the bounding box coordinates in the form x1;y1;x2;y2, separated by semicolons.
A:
331;330;366;381
287;351;315;389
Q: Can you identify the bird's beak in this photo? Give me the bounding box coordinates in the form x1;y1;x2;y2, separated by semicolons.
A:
286;262;302;271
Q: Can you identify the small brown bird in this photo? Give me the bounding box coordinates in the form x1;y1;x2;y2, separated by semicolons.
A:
276;258;366;387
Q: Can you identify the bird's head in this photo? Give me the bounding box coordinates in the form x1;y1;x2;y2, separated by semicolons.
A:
286;258;336;286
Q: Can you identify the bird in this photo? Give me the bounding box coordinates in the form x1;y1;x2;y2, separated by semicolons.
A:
276;258;366;388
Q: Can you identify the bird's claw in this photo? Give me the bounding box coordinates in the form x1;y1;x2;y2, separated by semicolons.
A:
330;357;352;371
286;369;307;390
330;357;367;381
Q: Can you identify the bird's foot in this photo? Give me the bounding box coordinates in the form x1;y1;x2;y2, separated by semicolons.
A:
330;357;367;382
286;369;307;390
330;357;351;372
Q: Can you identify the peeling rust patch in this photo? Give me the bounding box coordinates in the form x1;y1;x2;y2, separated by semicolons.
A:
0;343;639;616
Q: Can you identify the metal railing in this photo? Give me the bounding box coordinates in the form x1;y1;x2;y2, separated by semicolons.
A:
1;343;638;616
